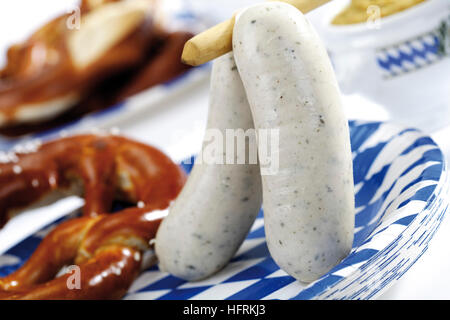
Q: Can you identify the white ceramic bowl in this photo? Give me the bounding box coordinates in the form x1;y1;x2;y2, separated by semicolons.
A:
317;0;450;132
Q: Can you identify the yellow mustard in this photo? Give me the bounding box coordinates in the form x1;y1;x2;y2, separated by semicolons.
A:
332;0;427;25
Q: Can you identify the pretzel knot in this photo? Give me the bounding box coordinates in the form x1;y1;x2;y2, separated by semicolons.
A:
0;0;192;131
0;135;186;299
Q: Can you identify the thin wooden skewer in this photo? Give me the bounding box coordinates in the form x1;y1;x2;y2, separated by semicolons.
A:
181;0;332;66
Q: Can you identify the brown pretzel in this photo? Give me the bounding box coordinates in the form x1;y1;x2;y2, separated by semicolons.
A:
80;0;121;12
0;30;194;138
0;208;163;299
0;0;162;128
116;31;194;100
0;134;186;226
0;134;186;299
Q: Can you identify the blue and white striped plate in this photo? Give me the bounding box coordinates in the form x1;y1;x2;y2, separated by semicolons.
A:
0;120;448;300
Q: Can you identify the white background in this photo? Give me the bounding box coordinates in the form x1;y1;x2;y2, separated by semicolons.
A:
0;0;449;299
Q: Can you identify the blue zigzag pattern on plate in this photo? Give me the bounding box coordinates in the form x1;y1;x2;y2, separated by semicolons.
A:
0;121;447;300
376;31;442;78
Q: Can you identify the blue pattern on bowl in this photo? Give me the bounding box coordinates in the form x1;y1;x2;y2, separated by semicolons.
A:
0;120;448;300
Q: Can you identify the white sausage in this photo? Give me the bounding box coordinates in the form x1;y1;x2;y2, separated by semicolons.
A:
155;53;262;281
233;2;354;282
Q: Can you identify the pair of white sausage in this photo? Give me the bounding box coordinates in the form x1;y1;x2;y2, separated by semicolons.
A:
155;53;262;281
156;2;354;283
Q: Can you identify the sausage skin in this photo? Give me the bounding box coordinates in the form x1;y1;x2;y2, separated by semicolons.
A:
155;53;262;281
